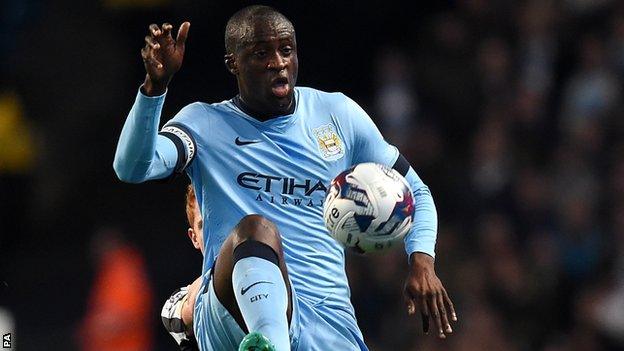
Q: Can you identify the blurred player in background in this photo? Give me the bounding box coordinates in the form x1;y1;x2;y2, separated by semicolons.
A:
161;185;202;351
114;5;456;350
78;228;153;351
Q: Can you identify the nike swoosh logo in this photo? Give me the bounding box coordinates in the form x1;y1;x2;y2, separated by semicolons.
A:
235;137;262;146
240;281;273;295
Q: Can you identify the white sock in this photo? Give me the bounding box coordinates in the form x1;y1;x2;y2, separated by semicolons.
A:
232;247;290;351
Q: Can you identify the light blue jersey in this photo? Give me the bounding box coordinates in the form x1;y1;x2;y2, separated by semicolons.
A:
114;86;438;350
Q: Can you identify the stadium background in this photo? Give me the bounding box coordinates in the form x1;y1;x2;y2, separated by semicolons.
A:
1;0;624;350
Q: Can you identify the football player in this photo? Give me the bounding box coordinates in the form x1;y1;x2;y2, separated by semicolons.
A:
161;185;202;351
114;5;456;350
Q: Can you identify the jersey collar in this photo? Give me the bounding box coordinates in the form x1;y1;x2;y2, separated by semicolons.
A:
227;88;300;131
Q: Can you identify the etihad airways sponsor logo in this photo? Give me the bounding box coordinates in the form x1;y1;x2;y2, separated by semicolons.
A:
237;172;328;207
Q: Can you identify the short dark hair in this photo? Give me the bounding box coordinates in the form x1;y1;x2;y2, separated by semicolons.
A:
225;5;294;54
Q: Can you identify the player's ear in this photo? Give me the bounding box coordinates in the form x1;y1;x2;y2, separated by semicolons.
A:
224;53;238;75
188;228;201;250
187;228;194;241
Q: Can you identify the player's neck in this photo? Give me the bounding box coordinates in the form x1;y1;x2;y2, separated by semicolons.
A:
233;95;295;121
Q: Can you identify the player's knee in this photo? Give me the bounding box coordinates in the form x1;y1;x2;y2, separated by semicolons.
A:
231;215;283;268
235;214;280;242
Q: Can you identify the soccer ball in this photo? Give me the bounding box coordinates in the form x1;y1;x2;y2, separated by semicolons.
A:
323;163;415;253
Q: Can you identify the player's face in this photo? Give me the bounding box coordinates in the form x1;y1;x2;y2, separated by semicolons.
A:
188;202;204;254
236;19;298;116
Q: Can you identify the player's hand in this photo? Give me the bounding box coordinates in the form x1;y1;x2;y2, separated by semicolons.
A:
403;252;457;339
141;21;190;96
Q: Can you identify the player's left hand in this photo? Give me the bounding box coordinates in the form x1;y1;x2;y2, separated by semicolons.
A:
403;252;457;339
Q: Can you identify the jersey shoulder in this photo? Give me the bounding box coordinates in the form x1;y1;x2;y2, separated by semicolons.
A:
296;86;350;105
295;86;357;121
168;99;233;124
164;99;240;138
296;87;366;127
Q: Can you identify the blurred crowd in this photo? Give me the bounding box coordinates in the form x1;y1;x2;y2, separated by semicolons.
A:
353;1;624;350
1;0;624;350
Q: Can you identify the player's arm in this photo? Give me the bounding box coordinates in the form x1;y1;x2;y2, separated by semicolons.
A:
113;22;190;183
162;277;202;351
345;94;457;339
181;276;202;332
346;97;437;258
390;146;458;341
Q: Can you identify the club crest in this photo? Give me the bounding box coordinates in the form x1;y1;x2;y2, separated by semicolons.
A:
313;123;344;161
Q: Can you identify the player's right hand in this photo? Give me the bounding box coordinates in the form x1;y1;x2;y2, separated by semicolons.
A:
141;21;190;96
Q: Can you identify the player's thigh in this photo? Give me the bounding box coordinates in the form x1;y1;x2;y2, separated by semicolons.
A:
194;279;246;350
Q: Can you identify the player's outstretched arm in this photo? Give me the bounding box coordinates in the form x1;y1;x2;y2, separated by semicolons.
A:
113;22;190;183
401;170;457;339
400;169;457;339
342;93;457;339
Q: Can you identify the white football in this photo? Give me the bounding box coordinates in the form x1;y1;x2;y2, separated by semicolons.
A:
323;163;415;253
